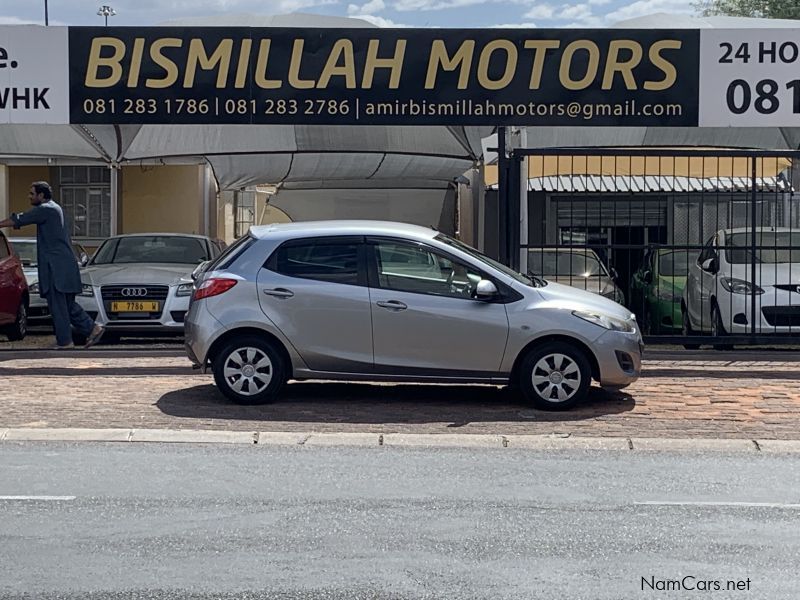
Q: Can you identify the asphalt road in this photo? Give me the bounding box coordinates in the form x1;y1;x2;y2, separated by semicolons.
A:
1;443;798;599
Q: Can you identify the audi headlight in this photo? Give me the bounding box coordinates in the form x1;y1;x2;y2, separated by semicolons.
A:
80;284;94;297
176;282;194;297
573;310;636;333
720;277;764;295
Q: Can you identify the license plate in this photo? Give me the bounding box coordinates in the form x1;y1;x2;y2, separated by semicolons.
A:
111;301;159;312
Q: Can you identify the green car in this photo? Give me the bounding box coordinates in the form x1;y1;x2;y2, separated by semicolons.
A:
631;248;693;334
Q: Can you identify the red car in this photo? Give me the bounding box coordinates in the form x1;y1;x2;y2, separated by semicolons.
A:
0;231;28;341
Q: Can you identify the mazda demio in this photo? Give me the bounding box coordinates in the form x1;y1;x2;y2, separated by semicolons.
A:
185;221;642;410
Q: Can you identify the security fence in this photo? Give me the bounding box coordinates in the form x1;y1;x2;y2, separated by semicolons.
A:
507;148;800;347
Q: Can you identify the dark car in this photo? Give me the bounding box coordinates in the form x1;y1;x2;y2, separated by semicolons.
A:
0;232;29;341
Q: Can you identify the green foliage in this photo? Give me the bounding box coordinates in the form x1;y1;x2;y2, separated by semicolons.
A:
697;0;800;19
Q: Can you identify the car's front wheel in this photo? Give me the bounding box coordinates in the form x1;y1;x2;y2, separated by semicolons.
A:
5;301;27;341
212;336;286;405
518;342;591;410
681;304;700;350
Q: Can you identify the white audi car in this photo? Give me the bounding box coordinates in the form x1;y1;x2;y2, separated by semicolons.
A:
76;233;222;338
682;227;800;338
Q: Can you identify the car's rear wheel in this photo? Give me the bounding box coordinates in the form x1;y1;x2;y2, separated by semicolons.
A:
681;304;700;350
5;301;27;341
212;336;286;405
518;342;591;410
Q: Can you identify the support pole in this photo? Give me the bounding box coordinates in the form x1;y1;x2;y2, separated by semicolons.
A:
497;127;509;265
110;163;119;236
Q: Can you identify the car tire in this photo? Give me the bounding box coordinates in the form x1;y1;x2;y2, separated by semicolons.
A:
518;341;591;411
5;302;27;341
681;305;700;350
213;336;286;405
711;302;733;351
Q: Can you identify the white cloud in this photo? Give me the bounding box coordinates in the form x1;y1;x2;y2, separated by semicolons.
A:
393;0;487;11
559;3;594;20
490;21;539;28
523;4;555;19
351;14;412;26
604;0;695;23
588;0;612;5
348;0;386;14
0;16;38;24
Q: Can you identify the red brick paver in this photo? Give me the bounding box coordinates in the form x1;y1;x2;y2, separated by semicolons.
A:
1;356;799;439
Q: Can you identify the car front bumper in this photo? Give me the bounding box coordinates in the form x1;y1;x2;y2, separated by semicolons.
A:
76;287;190;333
593;328;643;390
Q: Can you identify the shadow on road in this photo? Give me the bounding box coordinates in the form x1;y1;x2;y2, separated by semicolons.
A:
155;381;635;425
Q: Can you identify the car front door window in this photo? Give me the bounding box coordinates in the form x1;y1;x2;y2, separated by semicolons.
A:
373;241;482;299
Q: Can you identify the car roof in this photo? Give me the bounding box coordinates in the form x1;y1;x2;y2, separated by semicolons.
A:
249;220;439;242
103;233;211;241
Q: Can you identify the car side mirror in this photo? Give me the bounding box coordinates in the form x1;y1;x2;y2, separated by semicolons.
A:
79;252;89;267
474;279;498;301
642;270;652;284
191;260;211;281
701;257;718;273
610;267;619;280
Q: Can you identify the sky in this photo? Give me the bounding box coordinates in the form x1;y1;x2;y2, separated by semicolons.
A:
0;0;700;29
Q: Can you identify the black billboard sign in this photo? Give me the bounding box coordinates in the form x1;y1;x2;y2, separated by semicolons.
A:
68;27;699;126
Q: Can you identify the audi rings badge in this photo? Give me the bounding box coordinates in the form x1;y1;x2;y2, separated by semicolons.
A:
121;288;148;297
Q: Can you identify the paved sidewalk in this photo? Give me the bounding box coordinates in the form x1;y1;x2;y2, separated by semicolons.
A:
1;354;799;439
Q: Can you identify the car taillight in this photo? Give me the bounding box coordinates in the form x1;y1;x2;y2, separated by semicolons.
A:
193;278;237;301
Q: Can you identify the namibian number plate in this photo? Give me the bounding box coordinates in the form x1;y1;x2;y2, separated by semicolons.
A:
111;301;159;312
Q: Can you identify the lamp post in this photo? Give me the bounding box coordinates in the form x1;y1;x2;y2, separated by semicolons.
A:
97;5;116;26
44;0;48;25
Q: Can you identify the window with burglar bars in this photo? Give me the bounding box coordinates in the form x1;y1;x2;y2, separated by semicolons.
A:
233;189;256;238
56;166;111;239
520;150;800;344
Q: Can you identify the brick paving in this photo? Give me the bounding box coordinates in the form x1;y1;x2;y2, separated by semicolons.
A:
1;355;799;439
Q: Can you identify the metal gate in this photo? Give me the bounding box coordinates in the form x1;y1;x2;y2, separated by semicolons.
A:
505;148;800;346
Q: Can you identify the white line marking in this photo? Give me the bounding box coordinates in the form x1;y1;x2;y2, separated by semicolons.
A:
636;501;800;509
0;495;76;501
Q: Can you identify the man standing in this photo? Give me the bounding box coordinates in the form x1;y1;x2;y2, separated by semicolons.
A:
0;181;104;349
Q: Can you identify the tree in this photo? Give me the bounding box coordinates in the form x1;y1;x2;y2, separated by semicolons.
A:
697;0;800;19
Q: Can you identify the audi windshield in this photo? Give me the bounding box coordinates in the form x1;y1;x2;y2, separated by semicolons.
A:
92;236;210;265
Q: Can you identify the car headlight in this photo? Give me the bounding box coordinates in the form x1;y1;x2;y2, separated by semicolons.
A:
720;277;764;295
80;284;94;297
29;282;40;294
176;282;194;297
573;310;636;333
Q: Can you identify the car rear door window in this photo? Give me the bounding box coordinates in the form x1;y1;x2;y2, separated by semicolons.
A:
273;239;361;285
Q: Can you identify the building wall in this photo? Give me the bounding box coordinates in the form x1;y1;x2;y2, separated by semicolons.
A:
121;165;204;234
6;166;51;238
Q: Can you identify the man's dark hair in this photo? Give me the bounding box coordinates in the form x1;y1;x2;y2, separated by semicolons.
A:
31;181;53;200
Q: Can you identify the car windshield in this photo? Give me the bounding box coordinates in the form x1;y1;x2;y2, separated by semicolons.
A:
12;241;38;267
528;250;608;277
92;236;210;265
726;232;800;264
434;233;537;287
658;250;692;276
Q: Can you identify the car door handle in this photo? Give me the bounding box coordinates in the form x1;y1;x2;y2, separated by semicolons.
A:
376;300;407;311
263;288;294;299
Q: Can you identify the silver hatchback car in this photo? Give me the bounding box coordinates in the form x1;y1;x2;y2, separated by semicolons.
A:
185;221;642;410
